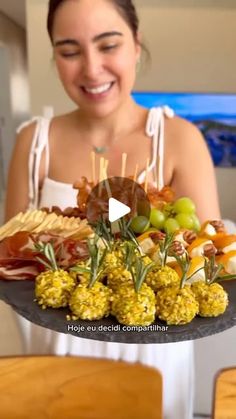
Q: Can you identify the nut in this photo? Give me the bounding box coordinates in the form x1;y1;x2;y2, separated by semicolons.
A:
203;243;217;258
210;220;225;233
149;231;166;243
183;230;197;244
169;240;185;256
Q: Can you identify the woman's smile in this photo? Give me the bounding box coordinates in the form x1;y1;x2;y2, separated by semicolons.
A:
81;81;115;100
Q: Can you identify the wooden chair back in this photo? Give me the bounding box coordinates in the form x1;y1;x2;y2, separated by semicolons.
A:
0;355;162;419
212;366;236;419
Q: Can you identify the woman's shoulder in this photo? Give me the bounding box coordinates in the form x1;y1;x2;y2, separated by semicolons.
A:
15;118;40;150
16;114;62;146
166;114;205;146
166;113;198;132
164;114;209;170
16;112;78;150
47;111;78;134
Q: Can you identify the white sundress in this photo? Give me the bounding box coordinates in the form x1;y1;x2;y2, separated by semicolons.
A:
16;107;194;419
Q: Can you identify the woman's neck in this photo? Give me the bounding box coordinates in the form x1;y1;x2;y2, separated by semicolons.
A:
71;97;146;142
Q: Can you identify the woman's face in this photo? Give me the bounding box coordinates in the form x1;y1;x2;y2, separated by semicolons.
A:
52;0;141;117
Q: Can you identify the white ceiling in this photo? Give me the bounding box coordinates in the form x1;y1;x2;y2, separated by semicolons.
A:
0;0;26;28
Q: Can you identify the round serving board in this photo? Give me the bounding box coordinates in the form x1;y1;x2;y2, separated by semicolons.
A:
0;279;235;344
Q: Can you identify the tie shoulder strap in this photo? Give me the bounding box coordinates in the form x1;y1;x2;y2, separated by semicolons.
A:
25;117;51;209
137;106;174;190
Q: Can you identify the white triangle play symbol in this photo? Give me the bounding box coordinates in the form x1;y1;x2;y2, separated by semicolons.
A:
108;198;131;222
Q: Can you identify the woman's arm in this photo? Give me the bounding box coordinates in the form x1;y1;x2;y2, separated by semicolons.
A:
169;117;221;222
4;122;37;221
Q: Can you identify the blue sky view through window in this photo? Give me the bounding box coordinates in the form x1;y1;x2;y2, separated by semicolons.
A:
132;92;236;167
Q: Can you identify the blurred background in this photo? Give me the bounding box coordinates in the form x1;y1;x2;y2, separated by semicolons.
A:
0;0;235;417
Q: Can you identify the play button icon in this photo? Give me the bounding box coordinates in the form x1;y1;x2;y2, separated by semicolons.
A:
85;176;150;225
108;198;131;222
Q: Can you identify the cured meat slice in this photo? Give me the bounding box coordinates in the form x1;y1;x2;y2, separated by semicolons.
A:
0;232;89;280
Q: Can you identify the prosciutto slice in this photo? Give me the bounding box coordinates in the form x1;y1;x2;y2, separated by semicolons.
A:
0;231;88;280
0;264;40;280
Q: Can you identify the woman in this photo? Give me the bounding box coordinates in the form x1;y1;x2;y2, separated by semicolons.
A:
5;1;221;418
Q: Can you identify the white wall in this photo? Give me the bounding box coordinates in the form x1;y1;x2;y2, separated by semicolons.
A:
26;0;74;116
0;46;13;189
135;1;236;92
0;12;30;182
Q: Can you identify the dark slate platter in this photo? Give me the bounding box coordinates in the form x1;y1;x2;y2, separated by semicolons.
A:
0;279;236;344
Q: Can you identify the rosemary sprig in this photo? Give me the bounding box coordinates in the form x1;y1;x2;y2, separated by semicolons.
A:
204;256;221;284
173;252;191;288
70;257;91;275
88;240;107;287
89;216;141;254
71;238;107;288
172;252;205;288
159;233;175;266
90;217;113;250
130;255;155;293
118;218;140;249
204;256;236;284
122;241;137;270
215;273;236;282
34;241;58;271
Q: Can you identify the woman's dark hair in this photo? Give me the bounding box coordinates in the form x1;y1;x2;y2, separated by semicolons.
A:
47;0;150;59
48;0;138;41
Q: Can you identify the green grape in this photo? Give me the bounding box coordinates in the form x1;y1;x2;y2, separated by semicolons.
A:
164;218;180;234
130;216;150;234
175;213;194;229
150;208;166;229
191;214;201;232
163;203;174;218
173;197;196;214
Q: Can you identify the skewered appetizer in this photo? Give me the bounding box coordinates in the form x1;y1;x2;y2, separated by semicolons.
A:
173;256;206;284
103;240;132;291
174;229;197;248
112;283;156;326
199;219;226;240
191;245;229;317
191;282;228;317
35;242;76;309
69;282;111;320
156;285;199;325
214;235;236;254
156;250;200;325
187;237;214;258
111;255;156;326
217;251;236;275
146;265;180;291
144;235;181;291
69;239;112;320
106;265;133;291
